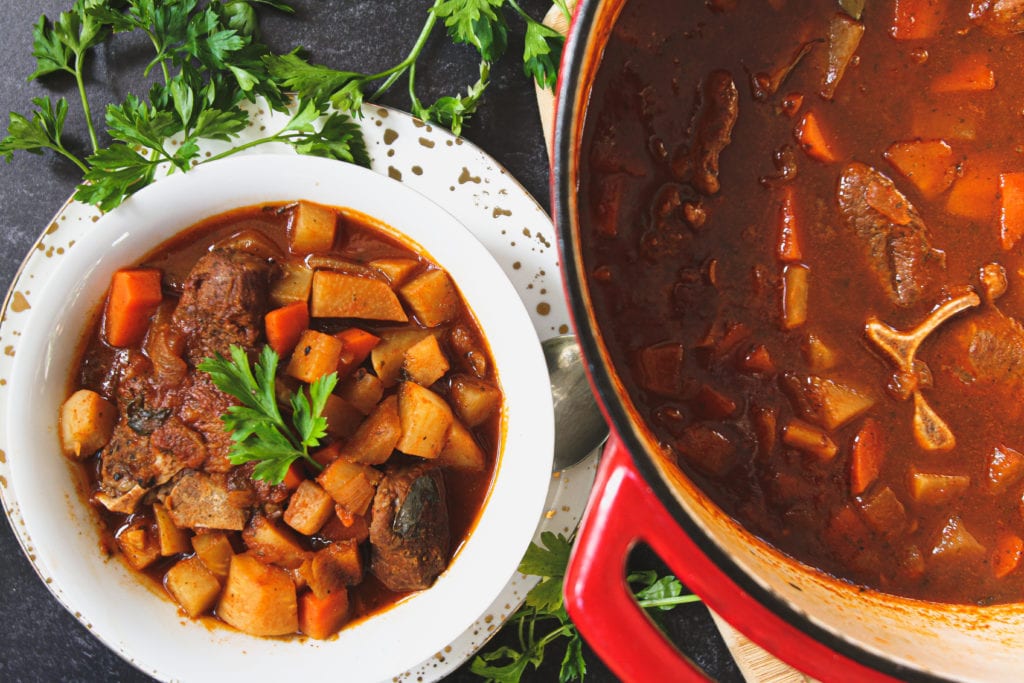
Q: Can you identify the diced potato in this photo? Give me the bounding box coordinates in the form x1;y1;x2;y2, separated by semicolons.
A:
395;381;454;459
692;384;737;420
317;459;383;516
286;329;343;383
781;419;838;460
59;389;116;458
165;556;221;619
322;393;363;440
883;139;957;200
909;469;970;505
117;522;160;570
801;334;837;371
402;334;450;386
308;540;363;597
242;515;309;569
436;419;486;471
370;329;432;387
911;100;981;142
284;480;336;536
191;532;234;579
337;394;401;465
270;262;314;307
781;263;809;330
450;374;502;427
338;368;384;414
946;156;1000;221
153;503;191;556
856;486;906;538
985;444;1024;493
289;200;338;254
781;374;874;431
931;515;986;565
218;553;298;637
399;269;460;327
310;271;407;322
370;257;420;286
738;344;775;374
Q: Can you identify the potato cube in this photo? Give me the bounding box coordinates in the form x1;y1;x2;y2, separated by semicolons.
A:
309;540;364;598
317;459;382;516
371;329;432;387
289;200;338;254
286;329;343;383
403;334;450;386
60;389;116;458
191;532;234;579
323;393;363;439
450;374;501;427
153;502;191;556
337;394;401;465
218;553;298;637
436;419;486;471
270;262;314;307
370;258;420;286
165;556;221;618
338;368;384;414
117;522;161;570
399;269;460;327
242;515;309;569
284;480;335;535
310;271;407;321
781;419;838;460
395;381;454;459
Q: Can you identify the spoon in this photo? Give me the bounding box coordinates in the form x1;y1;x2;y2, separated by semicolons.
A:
543;334;610;472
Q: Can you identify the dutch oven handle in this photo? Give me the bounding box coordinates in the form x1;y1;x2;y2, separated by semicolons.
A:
563;432;898;682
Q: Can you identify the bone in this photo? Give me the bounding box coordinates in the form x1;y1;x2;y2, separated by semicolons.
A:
913;390;956;451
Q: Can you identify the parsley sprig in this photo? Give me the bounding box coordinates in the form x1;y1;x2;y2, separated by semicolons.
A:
198;344;337;485
471;532;701;682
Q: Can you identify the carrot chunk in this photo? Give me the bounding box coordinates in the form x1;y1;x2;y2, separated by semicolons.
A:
103;268;163;347
931;56;995;93
334;328;381;378
776;186;802;262
883;139;957;199
891;0;947;40
999;173;1024;251
794;111;837;163
992;533;1024;579
265;301;310;357
946;157;1000;221
298;587;350;640
850;418;884;496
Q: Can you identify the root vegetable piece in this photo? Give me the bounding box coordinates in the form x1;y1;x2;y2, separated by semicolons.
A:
191;532;234;579
801;334;837;371
338;368;385;414
436;419;486;471
370;257;420;286
909;469;970;505
738;344;775;374
309;540;364;596
450;374;501;427
781;419;838;460
165;556;221;618
781;373;875;431
399;269;460;327
946;156;1000;221
992;533;1024;579
884;140;957;200
675;424;736;476
776;186;802;262
850;418;884;496
931;56;995;93
985;444;1024;493
317;459;383;516
218;553;298;637
891;0;946;39
692;384;737;420
242;515;309;569
284;480;336;535
636;342;686;398
403;334;450;386
794;111;838;163
270;262;314;307
371;329;432;387
335;328;380;378
310;271;407;322
289;200;337;254
59;389;116;458
821;13;865;100
117;522;160;570
103;268;164;347
999;172;1024;250
931;515;986;565
298;588;350;640
153;502;191;556
781;263;809;330
336;394;401;465
286;329;343;383
395;381;455;459
322;393;364;440
265;301;309;357
320;513;370;545
856;486;907;538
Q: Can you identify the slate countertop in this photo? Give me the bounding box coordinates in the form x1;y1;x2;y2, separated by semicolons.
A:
0;2;742;681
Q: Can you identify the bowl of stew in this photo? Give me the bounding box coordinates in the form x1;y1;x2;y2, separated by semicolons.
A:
2;153;553;680
555;0;1024;680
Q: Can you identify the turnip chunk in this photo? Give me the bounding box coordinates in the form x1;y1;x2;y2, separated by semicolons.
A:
284;480;335;536
166;556;221;618
191;532;234;579
436;419;486;472
310;271;407;321
336;394;402;465
781;418;838;460
395;381;454;459
60;389;116;458
403;334;450;386
371;329;432;387
449;374;501;427
218;553;298;637
289;200;337;254
270;262;314;307
400;269;460;327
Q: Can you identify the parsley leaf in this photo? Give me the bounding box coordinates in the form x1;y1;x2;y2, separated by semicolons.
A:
198;344;337;485
522;19;564;90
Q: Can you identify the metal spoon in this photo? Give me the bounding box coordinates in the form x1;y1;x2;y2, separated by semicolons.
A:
543;334;609;472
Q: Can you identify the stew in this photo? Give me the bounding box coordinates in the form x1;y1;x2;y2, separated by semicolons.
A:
60;201;501;637
580;0;1024;604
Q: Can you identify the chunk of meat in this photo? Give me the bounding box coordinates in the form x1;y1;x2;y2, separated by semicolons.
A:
164;470;248;531
172;249;273;365
176;372;238;473
933;310;1024;397
684;70;739;196
970;0;1024;34
837;163;946;307
368;464;450;592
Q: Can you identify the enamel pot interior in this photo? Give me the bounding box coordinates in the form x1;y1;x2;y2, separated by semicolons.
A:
551;0;1024;680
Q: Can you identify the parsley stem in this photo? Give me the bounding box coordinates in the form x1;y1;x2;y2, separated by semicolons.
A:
73;54;99;154
368;6;439;101
53;144;90;174
637;594;702;609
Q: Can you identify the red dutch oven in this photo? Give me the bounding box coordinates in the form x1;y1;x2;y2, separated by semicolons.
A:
550;1;1024;681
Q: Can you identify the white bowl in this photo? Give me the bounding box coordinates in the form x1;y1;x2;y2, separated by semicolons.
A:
1;154;553;682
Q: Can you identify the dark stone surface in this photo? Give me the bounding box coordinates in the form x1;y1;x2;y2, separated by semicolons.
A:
0;2;743;682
